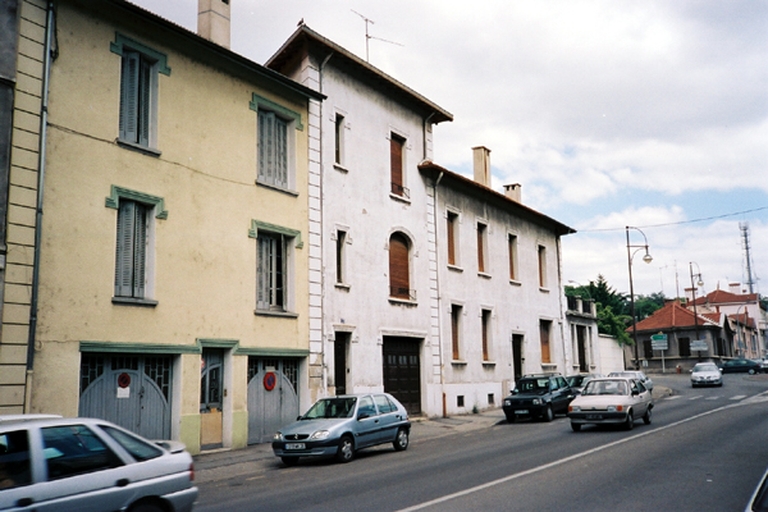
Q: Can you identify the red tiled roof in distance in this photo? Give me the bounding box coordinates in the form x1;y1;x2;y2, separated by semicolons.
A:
692;289;759;306
628;301;717;333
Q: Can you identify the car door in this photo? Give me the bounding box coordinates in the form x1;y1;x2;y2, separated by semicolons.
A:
628;380;649;418
551;377;573;413
354;395;381;449
372;394;401;443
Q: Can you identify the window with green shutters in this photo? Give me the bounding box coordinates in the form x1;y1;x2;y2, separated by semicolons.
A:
258;110;289;189
257;232;287;311
115;200;149;299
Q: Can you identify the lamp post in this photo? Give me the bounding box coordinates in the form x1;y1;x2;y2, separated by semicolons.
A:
626;226;653;370
735;304;746;357
689;262;704;359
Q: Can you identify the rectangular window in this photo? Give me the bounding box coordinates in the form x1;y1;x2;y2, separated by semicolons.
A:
257;232;289;311
258;110;289;189
481;309;492;361
508;234;518;281
538;245;547;288
336;229;347;284
119;51;156;148
679;337;691;357
390;133;408;198
477;222;488;273
334;113;344;166
115;200;150;299
451;304;462;360
447;211;458;266
540;319;552;363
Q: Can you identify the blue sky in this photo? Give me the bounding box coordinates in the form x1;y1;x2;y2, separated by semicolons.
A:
130;0;767;298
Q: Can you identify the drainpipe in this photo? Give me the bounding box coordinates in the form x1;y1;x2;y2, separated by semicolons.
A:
317;51;332;398
25;1;55;412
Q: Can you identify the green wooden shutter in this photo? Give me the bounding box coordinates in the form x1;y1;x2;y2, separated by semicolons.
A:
120;52;140;143
115;201;147;298
132;204;147;297
138;57;152;147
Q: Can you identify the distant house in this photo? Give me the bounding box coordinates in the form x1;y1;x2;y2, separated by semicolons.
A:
565;295;624;375
624;300;735;371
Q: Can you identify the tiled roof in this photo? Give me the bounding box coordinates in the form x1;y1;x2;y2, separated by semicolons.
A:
692;289;759;306
728;312;758;329
629;301;717;333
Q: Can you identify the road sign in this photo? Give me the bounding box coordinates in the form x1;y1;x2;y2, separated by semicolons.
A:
690;339;708;351
651;333;668;351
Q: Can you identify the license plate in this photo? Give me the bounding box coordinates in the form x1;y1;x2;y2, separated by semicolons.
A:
285;443;305;450
515;410;529;415
586;414;603;420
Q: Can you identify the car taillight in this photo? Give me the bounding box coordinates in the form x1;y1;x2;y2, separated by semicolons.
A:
189;462;195;481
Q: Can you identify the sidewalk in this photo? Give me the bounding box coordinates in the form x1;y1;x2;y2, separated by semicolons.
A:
194;386;672;485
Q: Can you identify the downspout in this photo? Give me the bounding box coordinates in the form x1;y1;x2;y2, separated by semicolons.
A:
318;51;332;398
25;0;55;412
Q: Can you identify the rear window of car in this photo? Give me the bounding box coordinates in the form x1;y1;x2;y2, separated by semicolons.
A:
0;430;32;489
101;425;162;462
374;395;397;414
42;425;123;480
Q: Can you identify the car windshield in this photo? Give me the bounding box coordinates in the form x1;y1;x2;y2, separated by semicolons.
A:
582;380;628;396
302;398;357;419
567;376;584;387
517;379;549;392
693;363;718;372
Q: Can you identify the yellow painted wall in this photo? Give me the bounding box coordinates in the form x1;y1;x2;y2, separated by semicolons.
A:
24;2;311;451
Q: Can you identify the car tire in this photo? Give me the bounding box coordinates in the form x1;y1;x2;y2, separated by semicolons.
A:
542;405;554;422
281;456;299;467
505;412;516;423
643;407;652;425
571;422;581;432
336;435;355;463
749;368;756;375
393;428;409;451
625;411;634;430
128;503;164;512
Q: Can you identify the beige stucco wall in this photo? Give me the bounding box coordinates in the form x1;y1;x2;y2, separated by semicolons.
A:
23;2;311;452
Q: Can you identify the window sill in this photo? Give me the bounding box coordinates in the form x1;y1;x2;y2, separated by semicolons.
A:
333;163;350;173
482;361;496;367
539;287;551;293
389;193;411;205
451;360;468;366
478;272;492;279
254;309;299;318
112;297;158;307
447;264;463;273
256;180;299;197
509;279;522;286
388;297;418;307
116;139;162;157
335;282;351;291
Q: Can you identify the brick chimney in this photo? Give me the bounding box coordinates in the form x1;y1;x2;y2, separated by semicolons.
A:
198;0;231;49
472;146;491;187
503;183;521;203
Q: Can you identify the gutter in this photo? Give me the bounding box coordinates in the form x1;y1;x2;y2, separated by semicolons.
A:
25;0;55;410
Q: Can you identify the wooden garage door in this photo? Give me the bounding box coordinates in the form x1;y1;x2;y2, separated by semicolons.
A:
382;337;421;415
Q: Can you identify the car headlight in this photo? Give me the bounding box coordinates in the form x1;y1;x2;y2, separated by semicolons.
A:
570;405;580;412
532;398;542;405
310;430;330;441
273;432;283;441
607;405;624;412
504;399;511;406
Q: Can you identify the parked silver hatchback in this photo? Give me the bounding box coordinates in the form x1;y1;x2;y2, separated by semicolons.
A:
0;415;197;511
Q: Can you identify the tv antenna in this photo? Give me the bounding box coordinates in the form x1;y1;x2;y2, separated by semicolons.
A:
351;10;404;62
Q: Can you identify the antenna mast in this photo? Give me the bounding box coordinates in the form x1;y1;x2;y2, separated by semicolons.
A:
351;10;404;62
740;221;756;294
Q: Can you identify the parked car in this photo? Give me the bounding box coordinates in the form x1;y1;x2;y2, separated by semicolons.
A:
719;358;762;374
760;359;768;373
0;414;197;512
567;377;653;432
272;393;410;466
502;374;575;423
745;465;768;512
690;362;723;387
607;370;654;391
566;374;603;395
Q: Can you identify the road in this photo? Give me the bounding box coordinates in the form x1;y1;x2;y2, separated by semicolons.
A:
194;373;768;511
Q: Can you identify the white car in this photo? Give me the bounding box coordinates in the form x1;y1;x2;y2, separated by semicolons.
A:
607;370;654;392
567;377;653;432
0;415;197;512
690;362;723;387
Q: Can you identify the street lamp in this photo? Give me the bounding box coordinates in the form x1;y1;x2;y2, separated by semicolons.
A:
689;262;704;358
626;226;653;370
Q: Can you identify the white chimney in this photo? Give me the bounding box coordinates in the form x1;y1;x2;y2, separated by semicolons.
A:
472;146;491;187
198;0;231;49
503;183;522;203
728;282;743;294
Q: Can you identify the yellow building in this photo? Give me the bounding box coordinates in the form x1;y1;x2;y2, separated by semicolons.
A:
2;0;323;453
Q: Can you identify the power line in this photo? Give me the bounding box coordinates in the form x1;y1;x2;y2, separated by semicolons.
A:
577;205;768;233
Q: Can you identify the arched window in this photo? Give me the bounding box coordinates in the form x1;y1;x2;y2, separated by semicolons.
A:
389;233;411;300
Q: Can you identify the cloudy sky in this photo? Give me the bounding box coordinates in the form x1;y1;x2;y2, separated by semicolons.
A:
131;0;767;299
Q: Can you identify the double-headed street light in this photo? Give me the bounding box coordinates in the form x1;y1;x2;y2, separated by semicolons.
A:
689;262;704;355
626;226;653;370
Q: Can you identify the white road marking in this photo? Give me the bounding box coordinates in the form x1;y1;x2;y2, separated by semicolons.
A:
396;390;767;512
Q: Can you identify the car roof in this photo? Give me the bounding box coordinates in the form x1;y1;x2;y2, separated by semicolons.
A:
0;414;63;425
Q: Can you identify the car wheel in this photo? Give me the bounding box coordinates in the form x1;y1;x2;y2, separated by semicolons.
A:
542;405;554;422
748;368;756;375
643;407;652;425
281;456;299;467
336;435;354;463
571;422;581;432
505;412;516;423
624;411;634;430
393;428;409;451
128;503;164;512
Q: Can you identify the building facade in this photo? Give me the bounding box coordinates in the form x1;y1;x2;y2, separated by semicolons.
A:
3;0;323;453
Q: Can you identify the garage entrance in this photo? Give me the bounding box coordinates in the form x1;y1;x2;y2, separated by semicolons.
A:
382;337;421;415
247;358;300;444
